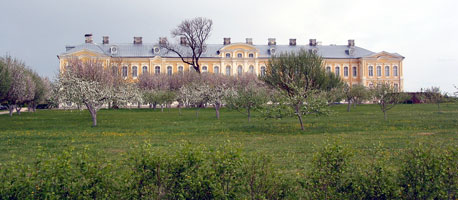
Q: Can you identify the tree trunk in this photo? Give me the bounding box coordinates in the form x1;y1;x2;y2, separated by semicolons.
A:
8;105;14;117
85;103;98;127
247;108;251;122
15;105;21;115
138;101;141;109
161;104;164;112
383;110;387;120
347;100;351;112
153;103;157;110
149;103;152;109
437;103;441;112
108;101;111;109
196;107;200;118
214;103;220;120
295;104;304;131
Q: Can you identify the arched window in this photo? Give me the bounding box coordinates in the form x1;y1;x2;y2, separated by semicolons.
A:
352;66;357;77
344;66;349;77
368;66;374;77
376;66;382;77
237;53;243;58
237;65;243;75
225;53;231;58
155;66;160;74
202;66;208;73
393;66;398;76
249;65;254;73
142;66;148;74
112;66;118;76
122;66;128;78
326;66;331;73
249;53;254;58
394;83;399;91
132;66;138;78
214;66;219;74
335;66;340;77
385;66;390;76
226;65;231;76
178;66;184;74
260;66;266;76
167;66;172;75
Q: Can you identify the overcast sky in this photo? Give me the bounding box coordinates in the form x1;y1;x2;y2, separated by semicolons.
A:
1;0;457;93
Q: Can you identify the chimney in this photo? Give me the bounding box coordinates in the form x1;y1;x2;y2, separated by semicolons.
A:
224;37;231;45
134;37;142;44
85;34;93;43
289;38;296;46
180;37;187;45
102;36;109;44
348;39;355;47
309;39;317;46
268;38;276;45
159;37;167;46
246;38;253;45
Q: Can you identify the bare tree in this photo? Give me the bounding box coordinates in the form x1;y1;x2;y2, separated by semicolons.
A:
422;86;446;112
371;83;408;120
162;17;213;73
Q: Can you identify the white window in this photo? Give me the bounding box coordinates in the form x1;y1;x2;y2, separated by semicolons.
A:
249;65;254;73
385;66;390;76
249;53;254;58
237;65;243;75
142;66;148;74
178;66;184;74
225;53;231;58
132;66;138;78
167;66;172;75
326;66;331;73
393;66;398;76
344;66;349;77
226;65;231;76
335;66;340;77
352;66;357;77
122;66;128;78
260;66;266;76
155;66;160;74
237;53;243;58
369;66;374;77
214;66;219;74
394;83;399;91
377;66;382;77
202;66;208;73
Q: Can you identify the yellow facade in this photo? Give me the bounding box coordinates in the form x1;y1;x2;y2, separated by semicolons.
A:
59;37;404;90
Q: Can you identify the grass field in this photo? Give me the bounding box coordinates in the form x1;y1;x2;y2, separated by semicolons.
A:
0;103;457;171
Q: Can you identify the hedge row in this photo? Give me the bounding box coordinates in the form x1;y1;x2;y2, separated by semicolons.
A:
0;142;456;199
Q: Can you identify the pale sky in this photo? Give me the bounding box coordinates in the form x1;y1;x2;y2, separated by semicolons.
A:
1;0;457;93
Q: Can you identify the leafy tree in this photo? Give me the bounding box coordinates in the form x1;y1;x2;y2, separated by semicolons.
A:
262;49;343;130
56;57;136;126
163;17;213;73
343;84;370;112
226;82;268;122
422;86;446;112
0;59;11;102
371;82;408;120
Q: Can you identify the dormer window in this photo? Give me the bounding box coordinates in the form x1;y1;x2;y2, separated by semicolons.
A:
237;53;243;58
269;48;276;55
153;47;160;54
225;53;231;58
110;46;118;55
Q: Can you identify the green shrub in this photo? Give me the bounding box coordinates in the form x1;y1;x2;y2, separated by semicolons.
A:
302;142;352;199
399;144;457;200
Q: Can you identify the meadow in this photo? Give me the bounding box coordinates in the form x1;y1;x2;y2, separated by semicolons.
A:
0;103;457;170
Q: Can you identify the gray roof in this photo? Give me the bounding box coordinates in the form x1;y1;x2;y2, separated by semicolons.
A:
61;42;379;59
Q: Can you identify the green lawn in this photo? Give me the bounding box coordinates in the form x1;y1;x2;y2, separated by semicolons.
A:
0;103;457;171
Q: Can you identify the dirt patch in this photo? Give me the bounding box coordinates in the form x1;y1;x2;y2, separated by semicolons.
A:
417;132;435;136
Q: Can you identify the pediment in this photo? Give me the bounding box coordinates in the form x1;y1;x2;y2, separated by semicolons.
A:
219;43;258;52
364;51;404;60
60;49;107;58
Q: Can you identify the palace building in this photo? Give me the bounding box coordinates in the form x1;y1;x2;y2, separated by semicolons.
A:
58;34;404;90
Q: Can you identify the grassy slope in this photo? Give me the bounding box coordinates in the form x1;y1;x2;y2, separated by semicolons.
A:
0;103;457;170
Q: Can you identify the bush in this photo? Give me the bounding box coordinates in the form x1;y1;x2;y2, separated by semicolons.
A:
399;144;457;200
